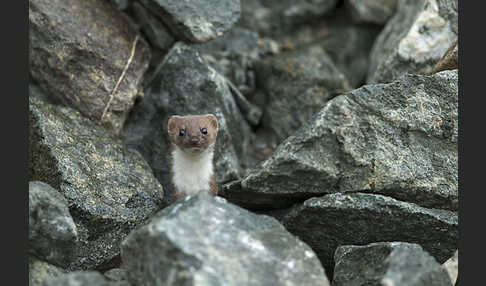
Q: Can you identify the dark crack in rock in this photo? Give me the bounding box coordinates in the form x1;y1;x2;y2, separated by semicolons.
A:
131;2;175;52
29;181;78;266
122;42;251;204
29;0;151;134
283;193;458;278
333;242;452;286
29;96;164;270
121;193;330;286
367;0;458;83
139;0;241;43
222;70;457;211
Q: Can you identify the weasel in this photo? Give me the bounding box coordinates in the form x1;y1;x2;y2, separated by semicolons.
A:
167;114;219;202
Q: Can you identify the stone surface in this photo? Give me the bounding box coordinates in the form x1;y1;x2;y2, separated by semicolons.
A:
29;0;151;134
367;0;458;83
318;24;381;88
254;44;351;143
121;193;330;286
333;242;452;286
131;2;175;52
283;193;458;278
222;70;458;210
346;0;398;24
29;256;66;286
443;250;458;285
103;268;128;282
194;27;268;125
43;271;131;286
122;42;251;204
139;0;241;43
238;0;339;37
29;96;164;270
29;181;78;266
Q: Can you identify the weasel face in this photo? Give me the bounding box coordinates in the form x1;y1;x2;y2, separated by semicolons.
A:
168;114;219;153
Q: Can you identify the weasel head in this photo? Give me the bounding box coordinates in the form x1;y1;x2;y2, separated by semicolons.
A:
168;114;219;154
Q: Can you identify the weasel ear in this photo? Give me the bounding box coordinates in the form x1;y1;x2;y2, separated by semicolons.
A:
168;115;181;134
206;114;218;131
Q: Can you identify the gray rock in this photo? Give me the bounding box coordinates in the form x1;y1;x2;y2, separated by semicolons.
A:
131;2;175;51
283;193;458;278
318;24;381;88
254;44;351;143
29;96;164;270
122;42;251;204
107;0;131;10
120;193;330;286
29;0;151;135
194;27;267;125
346;0;398;24
333;242;452;286
367;0;458;83
29;256;66;286
238;0;339;37
103;268;128;282
443;250;458;285
139;0;241;43
43;271;131;286
29;181;78;266
222;70;458;210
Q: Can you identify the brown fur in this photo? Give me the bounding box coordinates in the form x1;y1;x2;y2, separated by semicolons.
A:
167;114;219;202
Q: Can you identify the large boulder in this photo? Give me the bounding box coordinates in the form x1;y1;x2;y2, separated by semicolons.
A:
283;193;458;278
29;181;78;266
254;44;351;143
122;42;251;204
138;0;241;43
29;0;151;134
367;0;458;83
333;242;452;286
29;96;164;270
222;70;458;211
120;193;330;286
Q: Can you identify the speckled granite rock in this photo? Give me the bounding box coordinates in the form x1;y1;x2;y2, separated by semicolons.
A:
222;70;457;211
43;271;131;286
367;0;458;83
333;242;452;286
121;193;330;286
29;181;78;266
139;0;241;43
122;42;251;204
29;0;151;134
283;193;458;278
29;96;164;270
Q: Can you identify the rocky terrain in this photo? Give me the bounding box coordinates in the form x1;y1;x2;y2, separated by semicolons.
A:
29;0;458;285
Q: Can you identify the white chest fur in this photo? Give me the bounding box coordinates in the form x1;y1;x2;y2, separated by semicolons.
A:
171;145;214;195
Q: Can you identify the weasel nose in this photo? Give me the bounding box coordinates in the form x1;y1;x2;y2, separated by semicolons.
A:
190;138;200;144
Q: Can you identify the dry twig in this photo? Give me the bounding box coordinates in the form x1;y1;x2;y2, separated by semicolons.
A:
101;34;140;121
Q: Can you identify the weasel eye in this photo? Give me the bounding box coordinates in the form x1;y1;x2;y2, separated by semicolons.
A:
179;129;185;136
201;128;208;135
